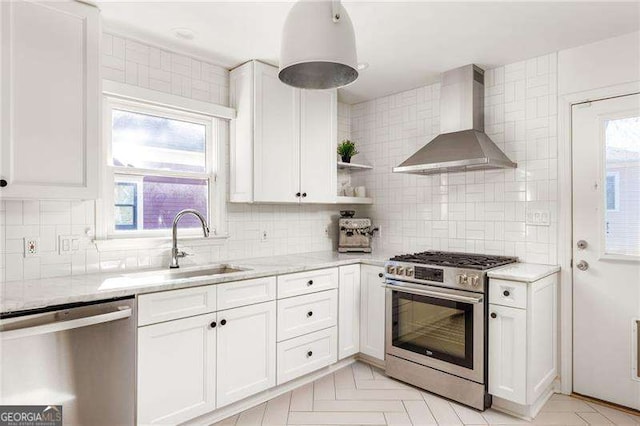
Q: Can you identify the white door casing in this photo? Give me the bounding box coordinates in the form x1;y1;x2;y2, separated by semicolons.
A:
338;264;361;359
572;93;640;410
359;265;386;361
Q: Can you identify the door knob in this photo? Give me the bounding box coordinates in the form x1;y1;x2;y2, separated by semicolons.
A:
577;240;588;250
576;260;589;271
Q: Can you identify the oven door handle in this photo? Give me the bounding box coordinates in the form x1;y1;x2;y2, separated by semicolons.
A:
382;283;484;304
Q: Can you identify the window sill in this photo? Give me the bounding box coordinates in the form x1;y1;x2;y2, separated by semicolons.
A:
94;233;230;252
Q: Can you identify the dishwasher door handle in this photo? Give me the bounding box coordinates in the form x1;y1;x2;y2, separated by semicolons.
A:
1;306;132;341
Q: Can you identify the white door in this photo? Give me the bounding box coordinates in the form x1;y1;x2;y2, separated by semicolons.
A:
338;265;361;359
253;61;300;203
300;89;337;203
0;0;99;199
138;313;217;425
216;301;276;408
572;93;640;410
360;265;386;361
488;304;527;405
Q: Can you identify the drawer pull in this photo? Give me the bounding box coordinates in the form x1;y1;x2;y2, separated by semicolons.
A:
307;311;313;317
220;319;227;326
503;290;510;297
307;350;313;357
210;321;217;328
307;280;314;286
490;312;497;319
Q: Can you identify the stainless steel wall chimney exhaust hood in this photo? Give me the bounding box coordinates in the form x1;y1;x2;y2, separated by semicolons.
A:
393;65;516;175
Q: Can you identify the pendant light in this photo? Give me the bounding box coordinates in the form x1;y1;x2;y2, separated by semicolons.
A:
279;0;358;90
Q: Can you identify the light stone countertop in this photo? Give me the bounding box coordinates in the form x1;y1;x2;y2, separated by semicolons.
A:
487;263;561;283
0;251;390;315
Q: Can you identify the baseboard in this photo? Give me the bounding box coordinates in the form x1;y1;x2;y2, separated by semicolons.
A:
356;353;385;370
492;386;555;421
182;357;357;426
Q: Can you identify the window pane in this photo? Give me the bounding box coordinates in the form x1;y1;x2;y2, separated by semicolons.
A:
112;109;206;173
604;116;640;256
114;175;208;231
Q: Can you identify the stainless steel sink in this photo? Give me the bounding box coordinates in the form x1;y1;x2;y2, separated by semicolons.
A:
126;264;251;282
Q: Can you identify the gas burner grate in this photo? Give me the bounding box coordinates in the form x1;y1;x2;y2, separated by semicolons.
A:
390;251;517;270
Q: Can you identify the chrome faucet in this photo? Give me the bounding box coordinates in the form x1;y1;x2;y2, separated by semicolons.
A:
170;209;210;269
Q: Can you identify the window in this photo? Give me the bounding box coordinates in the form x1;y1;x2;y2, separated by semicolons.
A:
103;96;222;238
605;172;619;211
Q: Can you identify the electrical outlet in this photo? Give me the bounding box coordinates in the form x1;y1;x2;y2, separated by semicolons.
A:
24;237;40;258
261;230;268;242
58;235;82;254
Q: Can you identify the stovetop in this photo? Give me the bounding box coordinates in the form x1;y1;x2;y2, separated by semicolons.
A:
389;251;517;270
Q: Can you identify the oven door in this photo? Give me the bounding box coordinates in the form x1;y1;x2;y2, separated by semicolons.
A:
385;280;485;383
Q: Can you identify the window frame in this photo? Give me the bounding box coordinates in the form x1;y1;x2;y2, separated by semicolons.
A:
98;90;228;243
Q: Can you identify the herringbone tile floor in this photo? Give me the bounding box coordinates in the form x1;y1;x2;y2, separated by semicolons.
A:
212;362;640;426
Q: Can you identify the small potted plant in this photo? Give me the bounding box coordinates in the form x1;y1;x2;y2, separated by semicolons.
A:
337;140;359;163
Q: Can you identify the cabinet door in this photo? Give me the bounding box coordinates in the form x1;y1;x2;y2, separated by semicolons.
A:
488;304;527;405
359;265;386;361
299;89;337;203
338;265;361;359
0;0;99;199
138;313;217;425
216;301;277;407
253;61;300;203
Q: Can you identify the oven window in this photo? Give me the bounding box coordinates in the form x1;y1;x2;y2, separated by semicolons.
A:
392;291;474;369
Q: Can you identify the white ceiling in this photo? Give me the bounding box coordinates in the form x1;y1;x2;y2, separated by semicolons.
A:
98;1;640;104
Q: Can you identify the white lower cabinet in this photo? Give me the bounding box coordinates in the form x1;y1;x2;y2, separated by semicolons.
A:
359;265;386;361
489;273;558;415
138;313;218;425
338;265;361;359
216;301;277;408
277;327;338;384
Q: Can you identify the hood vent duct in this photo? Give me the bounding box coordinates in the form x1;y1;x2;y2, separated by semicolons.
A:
393;64;517;175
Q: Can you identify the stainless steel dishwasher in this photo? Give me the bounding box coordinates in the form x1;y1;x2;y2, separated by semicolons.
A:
0;297;136;426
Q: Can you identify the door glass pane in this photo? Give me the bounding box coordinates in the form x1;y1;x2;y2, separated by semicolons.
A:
392;292;473;368
604;116;640;256
112;109;206;173
114;175;208;231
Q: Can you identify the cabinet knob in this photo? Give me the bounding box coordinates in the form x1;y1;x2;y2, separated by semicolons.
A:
0;179;7;188
210;321;217;328
503;290;510;297
302;192;307;198
378;273;384;278
307;280;313;286
296;192;301;197
307;351;313;357
490;312;497;319
220;319;227;326
307;311;313;317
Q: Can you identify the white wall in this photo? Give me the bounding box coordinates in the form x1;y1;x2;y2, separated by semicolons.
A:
0;32;345;282
351;53;559;264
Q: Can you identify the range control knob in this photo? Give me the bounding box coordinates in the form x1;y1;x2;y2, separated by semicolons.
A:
396;266;405;275
387;266;396;274
457;274;468;285
470;275;480;287
406;268;414;277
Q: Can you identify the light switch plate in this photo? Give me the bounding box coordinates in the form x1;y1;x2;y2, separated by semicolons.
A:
526;209;550;226
58;235;81;255
24;237;40;258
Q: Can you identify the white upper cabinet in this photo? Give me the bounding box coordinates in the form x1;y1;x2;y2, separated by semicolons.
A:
300;89;337;203
0;0;99;199
230;60;337;204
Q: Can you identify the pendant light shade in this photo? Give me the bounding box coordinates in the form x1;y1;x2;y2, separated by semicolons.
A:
279;0;358;89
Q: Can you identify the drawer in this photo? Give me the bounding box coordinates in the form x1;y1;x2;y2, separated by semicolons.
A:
277;326;337;384
217;276;276;310
138;285;216;326
277;289;337;341
277;268;338;299
489;279;527;309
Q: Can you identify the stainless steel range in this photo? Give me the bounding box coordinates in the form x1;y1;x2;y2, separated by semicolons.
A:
383;251;517;411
